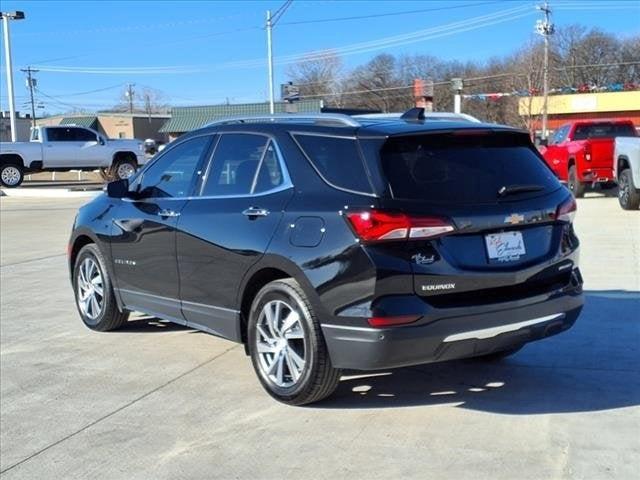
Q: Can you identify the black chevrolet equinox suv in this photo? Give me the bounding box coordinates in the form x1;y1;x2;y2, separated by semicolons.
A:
69;109;584;405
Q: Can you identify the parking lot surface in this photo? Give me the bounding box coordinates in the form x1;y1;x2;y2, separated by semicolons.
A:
1;193;639;479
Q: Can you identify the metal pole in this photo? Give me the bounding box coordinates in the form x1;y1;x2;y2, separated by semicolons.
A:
266;10;275;114
23;67;38;128
541;31;549;139
538;1;553;140
454;93;461;114
2;15;17;142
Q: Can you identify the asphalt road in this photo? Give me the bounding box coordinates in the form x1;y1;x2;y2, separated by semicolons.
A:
1;193;638;479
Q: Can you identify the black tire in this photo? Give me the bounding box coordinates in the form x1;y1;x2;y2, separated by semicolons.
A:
618;169;640;210
474;345;523;362
247;278;342;405
73;244;129;331
0;163;24;188
112;157;138;180
568;165;585;198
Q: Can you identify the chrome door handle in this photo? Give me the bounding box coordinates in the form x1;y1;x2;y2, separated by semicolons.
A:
158;209;180;218
242;207;270;217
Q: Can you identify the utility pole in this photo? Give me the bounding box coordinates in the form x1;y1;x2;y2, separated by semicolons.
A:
536;1;554;140
1;11;25;142
451;78;463;114
266;10;275;114
265;2;292;115
126;83;135;113
21;66;38;128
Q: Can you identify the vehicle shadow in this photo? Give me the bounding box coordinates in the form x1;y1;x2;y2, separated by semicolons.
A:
316;290;640;414
117;316;192;333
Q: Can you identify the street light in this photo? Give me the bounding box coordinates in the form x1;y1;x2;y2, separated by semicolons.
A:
1;11;25;142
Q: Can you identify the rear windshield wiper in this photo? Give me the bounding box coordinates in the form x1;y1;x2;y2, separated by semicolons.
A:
498;184;545;197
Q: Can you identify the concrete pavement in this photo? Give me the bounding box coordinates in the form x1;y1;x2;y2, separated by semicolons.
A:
1;192;638;479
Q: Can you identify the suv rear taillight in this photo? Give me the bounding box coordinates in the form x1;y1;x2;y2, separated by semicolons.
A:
584;144;592;161
555;196;577;223
345;210;454;242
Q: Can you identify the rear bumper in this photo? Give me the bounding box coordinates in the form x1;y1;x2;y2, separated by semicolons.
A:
322;284;583;370
581;167;614;183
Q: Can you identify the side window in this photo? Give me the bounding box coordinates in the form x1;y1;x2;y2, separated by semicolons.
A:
551;125;568;145
139;136;211;198
254;142;285;193
293;134;372;194
47;128;76;142
74;128;98;142
31;129;39;141
201;134;268;196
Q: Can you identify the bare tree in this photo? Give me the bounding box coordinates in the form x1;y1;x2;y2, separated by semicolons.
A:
286;51;344;106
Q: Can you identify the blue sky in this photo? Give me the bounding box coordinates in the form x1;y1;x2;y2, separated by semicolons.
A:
1;0;639;114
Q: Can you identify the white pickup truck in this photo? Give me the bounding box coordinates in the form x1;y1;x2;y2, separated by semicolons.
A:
614;136;640;210
0;125;145;188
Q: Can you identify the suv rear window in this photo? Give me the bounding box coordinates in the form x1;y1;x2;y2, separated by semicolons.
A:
293;134;373;194
573;122;637;140
381;131;560;205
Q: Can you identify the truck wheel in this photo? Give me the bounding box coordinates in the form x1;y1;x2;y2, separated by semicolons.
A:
568;165;585;198
113;158;137;180
618;169;640;210
73;244;129;331
248;279;342;405
0;163;24;188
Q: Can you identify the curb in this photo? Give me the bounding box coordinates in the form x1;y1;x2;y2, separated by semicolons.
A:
0;187;102;198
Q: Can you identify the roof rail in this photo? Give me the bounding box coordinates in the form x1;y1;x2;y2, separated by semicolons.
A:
205;113;361;128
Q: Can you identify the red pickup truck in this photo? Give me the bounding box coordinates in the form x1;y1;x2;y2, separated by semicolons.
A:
540;119;638;197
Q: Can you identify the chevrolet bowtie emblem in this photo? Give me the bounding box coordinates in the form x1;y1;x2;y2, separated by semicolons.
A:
504;213;525;225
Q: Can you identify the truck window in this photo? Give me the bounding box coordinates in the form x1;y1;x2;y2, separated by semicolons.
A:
573;123;637;140
47;128;77;142
31;128;39;141
74;128;98;142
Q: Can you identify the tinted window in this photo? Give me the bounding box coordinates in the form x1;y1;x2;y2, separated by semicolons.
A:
254;142;285;193
47;128;76;142
140;136;211;198
381;131;560;205
551;125;569;144
294;134;372;194
573;122;637;140
202;134;268;196
74;128;98;142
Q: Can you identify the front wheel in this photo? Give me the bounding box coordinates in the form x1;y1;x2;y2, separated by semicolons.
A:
618;169;640;210
0;163;24;188
112;158;137;180
248;279;342;405
568;165;585;198
73;244;129;331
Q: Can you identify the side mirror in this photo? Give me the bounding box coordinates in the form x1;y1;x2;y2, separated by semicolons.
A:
539;138;548;147
106;179;129;198
98;136;105;145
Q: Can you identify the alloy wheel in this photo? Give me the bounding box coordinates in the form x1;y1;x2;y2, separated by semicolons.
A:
77;257;104;320
619;175;629;205
255;299;306;388
1;166;21;186
117;163;135;179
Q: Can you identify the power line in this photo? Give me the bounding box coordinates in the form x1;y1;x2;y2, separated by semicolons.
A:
279;0;508;25
30;5;533;74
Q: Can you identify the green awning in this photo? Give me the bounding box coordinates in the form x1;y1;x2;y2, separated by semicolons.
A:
60;116;99;130
159;100;323;133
